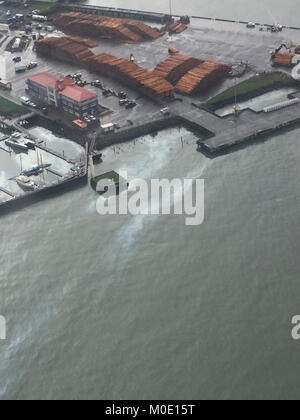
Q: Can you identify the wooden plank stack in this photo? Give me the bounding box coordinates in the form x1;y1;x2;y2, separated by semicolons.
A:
153;55;203;84
175;61;230;94
55;12;162;43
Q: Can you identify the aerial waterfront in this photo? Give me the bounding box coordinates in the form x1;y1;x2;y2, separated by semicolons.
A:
0;0;299;402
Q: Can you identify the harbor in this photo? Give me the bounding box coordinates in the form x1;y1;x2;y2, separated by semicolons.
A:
1;1;300;212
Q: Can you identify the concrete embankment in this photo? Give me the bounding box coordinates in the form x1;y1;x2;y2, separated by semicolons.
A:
94;113;213;151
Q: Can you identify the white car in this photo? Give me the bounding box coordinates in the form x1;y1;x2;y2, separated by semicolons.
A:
247;22;256;28
11;132;21;139
32;10;40;15
160;107;170;115
6;10;11;16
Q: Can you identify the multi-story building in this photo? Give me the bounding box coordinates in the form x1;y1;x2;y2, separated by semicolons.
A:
26;72;98;118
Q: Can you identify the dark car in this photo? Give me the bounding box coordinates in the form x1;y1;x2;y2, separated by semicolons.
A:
12;56;22;63
118;91;127;99
125;101;137;109
92;80;103;88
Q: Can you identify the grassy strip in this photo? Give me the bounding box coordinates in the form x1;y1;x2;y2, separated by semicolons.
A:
0;96;26;117
29;1;55;13
204;72;295;110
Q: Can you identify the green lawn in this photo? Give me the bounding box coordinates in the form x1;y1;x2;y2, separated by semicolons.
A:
29;1;56;13
0;96;26;117
205;72;295;109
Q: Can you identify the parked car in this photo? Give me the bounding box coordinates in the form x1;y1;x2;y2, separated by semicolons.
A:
26;62;38;70
91;80;101;87
118;91;127;99
12;56;21;63
160;107;170;116
246;22;256;28
126;101;137;109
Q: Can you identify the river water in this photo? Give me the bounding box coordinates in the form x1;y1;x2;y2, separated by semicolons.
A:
0;1;300;400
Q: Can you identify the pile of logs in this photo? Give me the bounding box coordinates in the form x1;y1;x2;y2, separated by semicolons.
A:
55;12;162;43
168;22;188;34
168;45;179;55
87;53;174;99
176;61;230;94
64;36;98;48
273;53;298;66
35;37;95;64
153;55;203;84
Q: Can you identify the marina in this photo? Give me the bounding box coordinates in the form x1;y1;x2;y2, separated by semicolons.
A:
0;120;88;213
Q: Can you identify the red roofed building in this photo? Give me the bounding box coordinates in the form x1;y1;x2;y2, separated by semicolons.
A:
26;72;99;118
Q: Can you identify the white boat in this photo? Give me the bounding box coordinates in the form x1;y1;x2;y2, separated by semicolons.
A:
5;139;28;152
16;176;36;191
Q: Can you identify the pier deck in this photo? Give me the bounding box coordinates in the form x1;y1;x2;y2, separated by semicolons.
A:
94;95;300;155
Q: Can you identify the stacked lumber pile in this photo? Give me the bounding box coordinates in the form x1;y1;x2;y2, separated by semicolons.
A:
273;53;299;66
35;37;95;64
55;12;161;43
176;61;230;94
88;53;174;98
153;55;203;84
168;22;188;34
